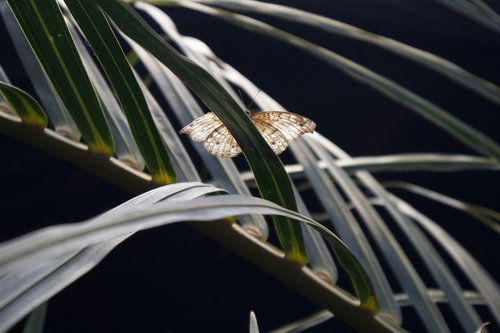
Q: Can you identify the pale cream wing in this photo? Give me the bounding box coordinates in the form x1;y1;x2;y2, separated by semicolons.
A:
251;116;289;155
179;112;223;142
251;111;316;141
203;125;242;158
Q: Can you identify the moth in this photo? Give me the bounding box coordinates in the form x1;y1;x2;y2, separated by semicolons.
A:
179;111;316;158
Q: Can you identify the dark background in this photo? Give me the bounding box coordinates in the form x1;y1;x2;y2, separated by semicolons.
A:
1;1;499;332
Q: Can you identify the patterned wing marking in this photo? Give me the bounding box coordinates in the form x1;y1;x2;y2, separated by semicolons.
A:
251;111;316;141
179;112;223;142
203;125;242;158
252;117;289;155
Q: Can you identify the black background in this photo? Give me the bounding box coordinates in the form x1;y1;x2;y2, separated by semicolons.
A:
1;1;499;332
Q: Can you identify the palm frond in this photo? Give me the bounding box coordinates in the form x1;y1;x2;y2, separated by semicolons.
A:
0;1;498;332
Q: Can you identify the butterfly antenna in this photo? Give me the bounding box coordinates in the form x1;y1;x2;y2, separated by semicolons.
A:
238;89;251;116
246;89;261;113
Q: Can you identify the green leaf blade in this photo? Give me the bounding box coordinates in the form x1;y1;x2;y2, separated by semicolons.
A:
21;303;47;333
0;82;48;128
7;0;113;155
1;3;82;140
65;0;176;183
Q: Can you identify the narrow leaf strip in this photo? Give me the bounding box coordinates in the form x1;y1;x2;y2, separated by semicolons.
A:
249;311;260;333
96;0;307;264
136;74;199;182
65;0;176;183
66;19;145;170
336;154;500;173
384;181;500;234
241;154;499;183
21;302;47;333
0;82;48;128
294;190;339;285
431;0;500;33
6;0;113;155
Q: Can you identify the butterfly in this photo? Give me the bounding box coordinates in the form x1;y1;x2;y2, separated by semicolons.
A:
180;111;316;158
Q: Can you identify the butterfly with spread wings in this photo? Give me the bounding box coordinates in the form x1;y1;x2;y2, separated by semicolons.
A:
179;111;316;158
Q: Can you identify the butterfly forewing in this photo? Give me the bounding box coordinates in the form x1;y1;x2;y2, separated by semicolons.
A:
251;116;289;155
179;112;223;142
180;111;316;158
252;111;316;141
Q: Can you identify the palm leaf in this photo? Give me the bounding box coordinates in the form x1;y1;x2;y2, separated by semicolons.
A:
0;1;498;332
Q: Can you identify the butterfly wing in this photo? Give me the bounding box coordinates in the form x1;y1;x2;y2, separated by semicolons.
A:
180;112;242;158
179;112;223;142
251;111;316;155
251;116;289;155
252;111;316;140
203;125;242;158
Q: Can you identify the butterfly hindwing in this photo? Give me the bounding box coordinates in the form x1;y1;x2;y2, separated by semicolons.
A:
203;125;242;158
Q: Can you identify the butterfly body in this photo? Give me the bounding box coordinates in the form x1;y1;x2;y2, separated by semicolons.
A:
180;111;316;158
